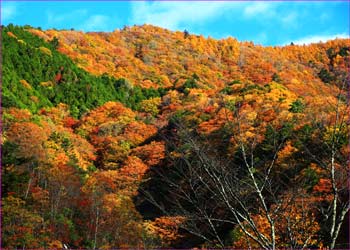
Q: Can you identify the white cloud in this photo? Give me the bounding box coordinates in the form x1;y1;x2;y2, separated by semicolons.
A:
242;2;299;27
243;2;274;18
129;1;244;31
282;12;298;26
46;9;110;31
279;11;299;30
289;33;349;45
81;15;110;31
1;3;18;21
254;32;268;45
47;9;88;25
47;9;87;25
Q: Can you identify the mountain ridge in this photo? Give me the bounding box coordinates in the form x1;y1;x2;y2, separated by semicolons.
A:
28;25;349;90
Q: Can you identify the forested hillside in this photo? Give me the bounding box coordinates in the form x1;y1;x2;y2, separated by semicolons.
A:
1;24;349;249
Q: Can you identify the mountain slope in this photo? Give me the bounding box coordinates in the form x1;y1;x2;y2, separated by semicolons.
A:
2;24;349;249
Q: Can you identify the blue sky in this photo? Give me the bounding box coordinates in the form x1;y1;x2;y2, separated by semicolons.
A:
1;1;349;46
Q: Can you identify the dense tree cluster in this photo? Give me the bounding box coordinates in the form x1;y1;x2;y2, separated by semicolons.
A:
1;24;349;249
2;25;165;117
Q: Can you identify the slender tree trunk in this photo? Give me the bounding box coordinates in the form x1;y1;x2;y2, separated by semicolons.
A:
24;166;35;199
93;207;100;250
24;176;32;199
330;206;349;249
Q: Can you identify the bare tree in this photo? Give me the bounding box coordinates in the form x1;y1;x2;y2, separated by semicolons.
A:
302;77;350;249
141;112;318;249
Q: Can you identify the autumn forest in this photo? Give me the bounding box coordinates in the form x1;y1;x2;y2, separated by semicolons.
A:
1;24;350;249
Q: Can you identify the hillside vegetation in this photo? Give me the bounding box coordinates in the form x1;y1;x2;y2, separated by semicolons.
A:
2;24;349;249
